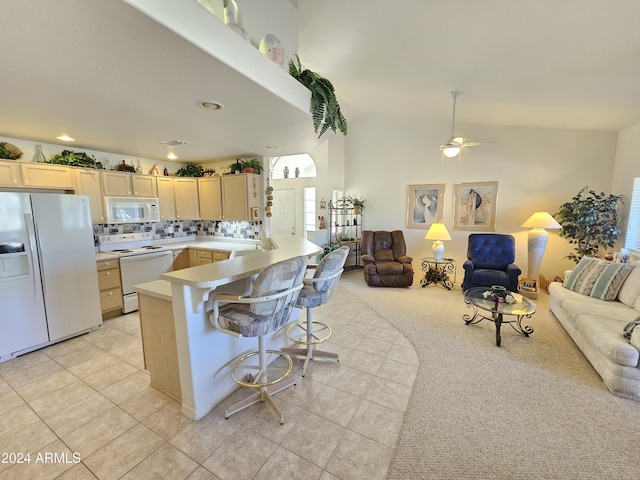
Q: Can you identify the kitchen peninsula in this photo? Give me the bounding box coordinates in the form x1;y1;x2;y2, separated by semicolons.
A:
135;236;321;420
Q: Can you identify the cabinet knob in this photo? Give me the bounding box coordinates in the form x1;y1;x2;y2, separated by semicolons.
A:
106;271;110;275
108;292;113;296
105;262;110;266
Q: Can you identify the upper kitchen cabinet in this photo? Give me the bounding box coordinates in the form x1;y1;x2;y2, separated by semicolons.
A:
198;176;223;220
156;176;176;221
0;161;74;190
0;160;20;187
1;1;321;164
102;171;157;198
222;173;261;221
74;168;105;223
174;178;200;220
20;163;73;190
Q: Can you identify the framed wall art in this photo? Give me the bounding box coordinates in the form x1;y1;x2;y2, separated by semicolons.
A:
407;184;445;229
453;181;498;231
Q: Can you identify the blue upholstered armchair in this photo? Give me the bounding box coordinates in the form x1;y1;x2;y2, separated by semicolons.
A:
462;234;521;292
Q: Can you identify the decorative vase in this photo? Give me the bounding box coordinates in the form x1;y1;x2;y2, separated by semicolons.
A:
283;166;289;178
295;167;300;178
32;144;46;163
135;159;142;174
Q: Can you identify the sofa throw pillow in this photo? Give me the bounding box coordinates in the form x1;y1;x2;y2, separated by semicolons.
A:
616;260;640;307
590;263;635;300
563;257;635;300
563;257;605;296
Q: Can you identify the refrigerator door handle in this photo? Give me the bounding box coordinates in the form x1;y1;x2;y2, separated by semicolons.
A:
23;213;42;302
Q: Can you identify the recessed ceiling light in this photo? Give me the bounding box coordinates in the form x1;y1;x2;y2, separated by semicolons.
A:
197;101;224;110
166;153;178;160
56;135;75;142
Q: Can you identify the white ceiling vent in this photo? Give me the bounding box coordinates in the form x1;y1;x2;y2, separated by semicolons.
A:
161;140;191;146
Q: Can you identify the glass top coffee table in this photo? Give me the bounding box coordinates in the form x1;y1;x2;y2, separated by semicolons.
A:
463;287;536;346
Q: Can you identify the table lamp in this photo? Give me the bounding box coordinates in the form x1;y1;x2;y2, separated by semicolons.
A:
425;223;451;261
521;212;561;281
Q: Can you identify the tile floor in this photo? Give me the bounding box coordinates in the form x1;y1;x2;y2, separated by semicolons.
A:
0;281;418;480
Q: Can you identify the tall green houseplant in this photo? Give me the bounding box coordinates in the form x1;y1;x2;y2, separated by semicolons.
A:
289;55;347;138
555;187;623;263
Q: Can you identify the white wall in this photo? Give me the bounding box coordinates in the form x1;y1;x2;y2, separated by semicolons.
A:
611;122;640;245
344;118;618;281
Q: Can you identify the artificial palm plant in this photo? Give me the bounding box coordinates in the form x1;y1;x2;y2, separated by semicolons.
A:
289;55;347;138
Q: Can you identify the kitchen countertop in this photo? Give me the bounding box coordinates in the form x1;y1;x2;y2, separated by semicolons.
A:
95;252;119;261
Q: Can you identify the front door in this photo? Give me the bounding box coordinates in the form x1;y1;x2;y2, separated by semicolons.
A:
272;188;297;236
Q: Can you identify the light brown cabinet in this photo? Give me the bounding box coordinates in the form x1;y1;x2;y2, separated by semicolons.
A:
97;258;123;318
171;248;189;270
102;171;158;197
0;160;74;189
74;168;105;223
156;176;176;221
0;160;20;187
174;177;200;220
187;248;230;267
198;176;223;220
221;173;261;220
20;163;74;189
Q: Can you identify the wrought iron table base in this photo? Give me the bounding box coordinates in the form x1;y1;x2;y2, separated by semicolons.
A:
420;259;455;289
463;299;534;347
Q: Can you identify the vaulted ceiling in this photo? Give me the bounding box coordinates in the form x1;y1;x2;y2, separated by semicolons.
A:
1;0;639;164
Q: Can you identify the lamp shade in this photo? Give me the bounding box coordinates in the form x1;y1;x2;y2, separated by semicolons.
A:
425;223;451;240
521;212;561;229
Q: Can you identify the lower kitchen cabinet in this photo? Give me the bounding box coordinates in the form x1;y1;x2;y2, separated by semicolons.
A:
171;248;190;270
97;258;123;319
188;248;230;267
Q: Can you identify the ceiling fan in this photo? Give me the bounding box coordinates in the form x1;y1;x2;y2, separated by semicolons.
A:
440;91;477;159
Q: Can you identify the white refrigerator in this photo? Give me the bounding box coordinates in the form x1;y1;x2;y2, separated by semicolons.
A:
0;192;102;362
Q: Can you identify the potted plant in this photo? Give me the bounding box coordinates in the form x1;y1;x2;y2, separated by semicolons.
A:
346;194;366;214
289;55;347;138
240;158;263;174
175;162;204;177
555;186;623;263
229;159;244;174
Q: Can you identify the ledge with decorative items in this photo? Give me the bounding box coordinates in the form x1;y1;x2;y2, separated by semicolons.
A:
548;252;640;401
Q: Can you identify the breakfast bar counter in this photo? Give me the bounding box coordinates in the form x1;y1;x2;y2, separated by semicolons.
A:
136;236;321;420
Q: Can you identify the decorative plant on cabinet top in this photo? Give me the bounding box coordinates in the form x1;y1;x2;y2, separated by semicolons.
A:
554;186;623;263
289;55;347;138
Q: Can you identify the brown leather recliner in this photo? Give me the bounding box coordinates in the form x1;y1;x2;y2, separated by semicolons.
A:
361;230;413;287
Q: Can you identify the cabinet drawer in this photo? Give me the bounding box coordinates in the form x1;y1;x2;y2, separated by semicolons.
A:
98;268;121;290
212;251;230;261
197;250;213;259
100;288;123;312
97;259;120;272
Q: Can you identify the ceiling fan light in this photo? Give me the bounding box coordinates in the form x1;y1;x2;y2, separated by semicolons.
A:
442;145;461;157
452;136;464;144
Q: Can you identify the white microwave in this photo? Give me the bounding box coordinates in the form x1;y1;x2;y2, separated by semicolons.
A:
104;197;160;224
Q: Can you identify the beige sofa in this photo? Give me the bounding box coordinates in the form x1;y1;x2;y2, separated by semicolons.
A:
549;260;640;401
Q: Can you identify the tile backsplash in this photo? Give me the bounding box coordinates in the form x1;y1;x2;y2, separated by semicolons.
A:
93;220;262;242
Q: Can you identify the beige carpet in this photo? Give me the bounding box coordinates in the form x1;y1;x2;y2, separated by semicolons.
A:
337;271;640;480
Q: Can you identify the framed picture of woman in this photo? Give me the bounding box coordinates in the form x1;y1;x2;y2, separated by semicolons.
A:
453;181;498;231
406;184;445;228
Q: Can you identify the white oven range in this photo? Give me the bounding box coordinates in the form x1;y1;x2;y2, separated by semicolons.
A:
98;233;173;313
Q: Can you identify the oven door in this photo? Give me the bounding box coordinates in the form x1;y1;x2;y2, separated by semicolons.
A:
119;250;173;312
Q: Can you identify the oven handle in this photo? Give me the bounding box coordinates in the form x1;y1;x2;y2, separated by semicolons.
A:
119;250;172;263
